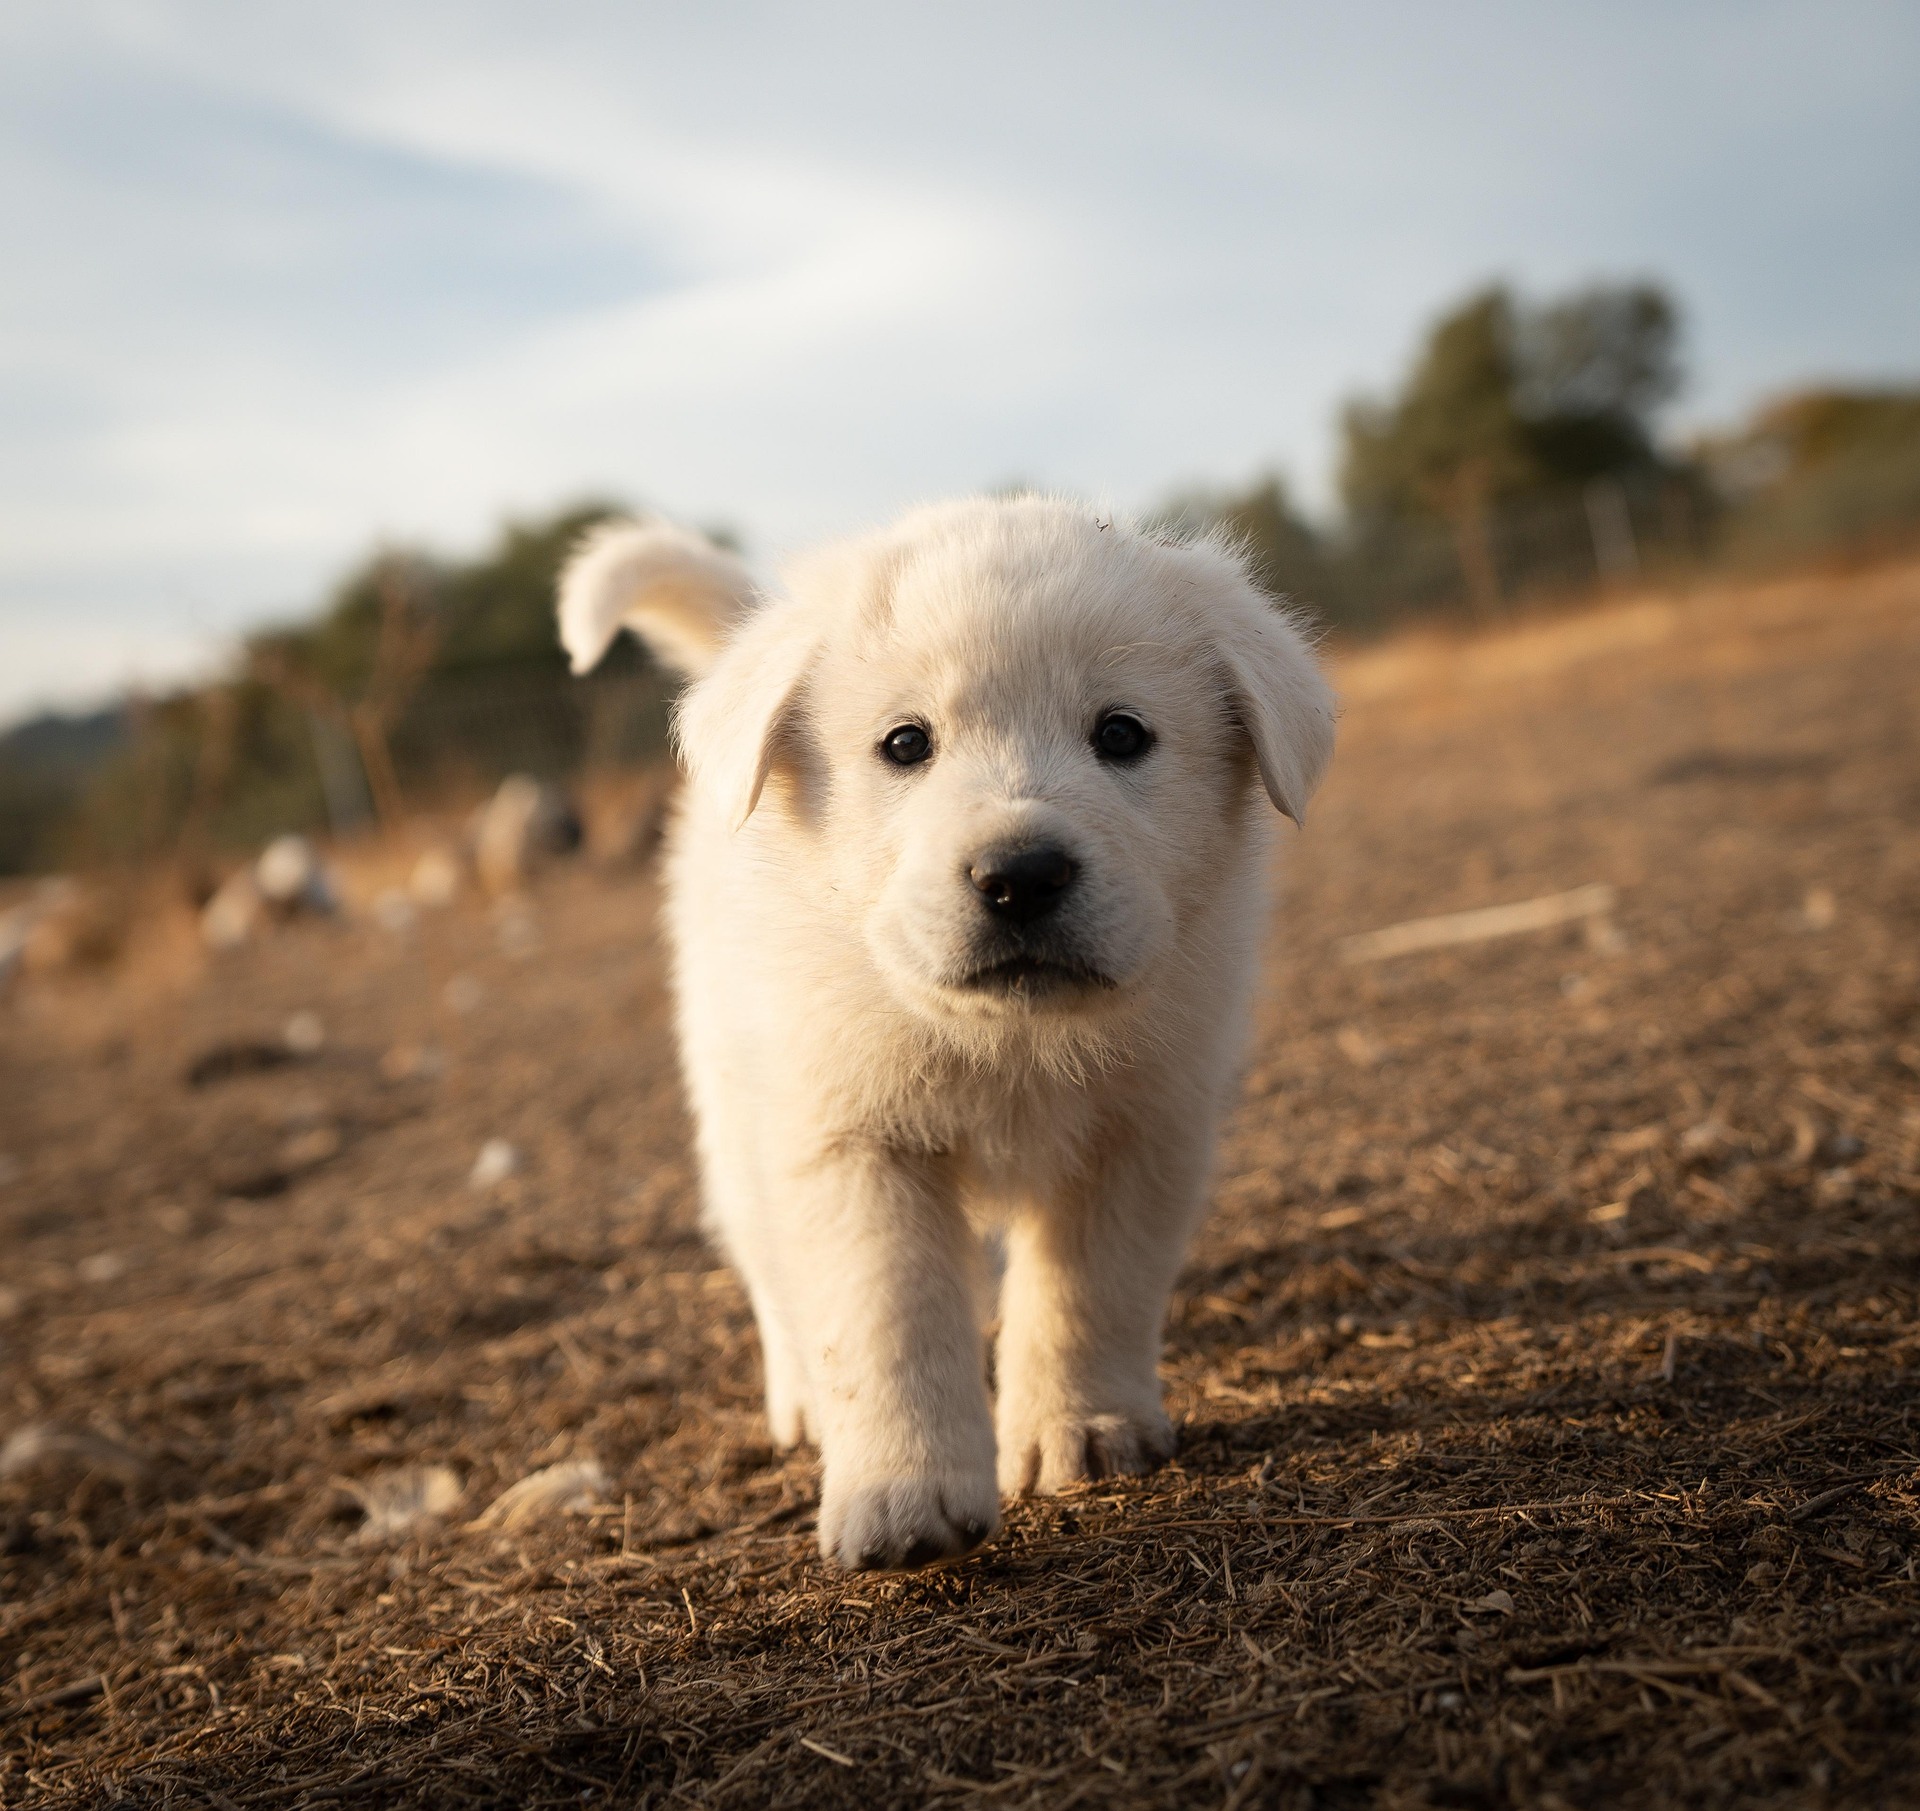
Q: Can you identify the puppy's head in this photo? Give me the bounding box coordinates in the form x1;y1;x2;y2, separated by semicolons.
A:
677;497;1335;1028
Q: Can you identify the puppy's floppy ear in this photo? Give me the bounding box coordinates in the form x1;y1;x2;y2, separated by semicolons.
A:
1176;543;1337;824
673;596;817;830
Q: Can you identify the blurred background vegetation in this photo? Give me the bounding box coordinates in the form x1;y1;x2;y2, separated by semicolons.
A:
4;276;1917;879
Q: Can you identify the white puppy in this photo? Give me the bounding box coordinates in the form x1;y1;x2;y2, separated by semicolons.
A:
558;498;1334;1569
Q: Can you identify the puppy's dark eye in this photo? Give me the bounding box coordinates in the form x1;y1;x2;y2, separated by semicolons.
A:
880;723;932;766
1093;712;1152;761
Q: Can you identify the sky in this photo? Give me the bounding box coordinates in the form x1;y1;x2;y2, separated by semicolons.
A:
2;2;1917;725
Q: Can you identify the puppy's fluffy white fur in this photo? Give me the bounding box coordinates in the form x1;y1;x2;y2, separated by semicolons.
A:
559;498;1335;1569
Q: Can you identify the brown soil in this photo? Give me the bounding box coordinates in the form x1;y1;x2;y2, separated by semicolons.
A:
3;564;1919;1809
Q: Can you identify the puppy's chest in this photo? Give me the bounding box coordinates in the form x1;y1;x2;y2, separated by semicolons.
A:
900;1070;1104;1195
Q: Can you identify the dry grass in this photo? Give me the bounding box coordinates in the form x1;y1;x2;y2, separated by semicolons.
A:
3;563;1919;1808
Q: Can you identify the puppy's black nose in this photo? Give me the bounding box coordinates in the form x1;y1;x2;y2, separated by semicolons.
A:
969;846;1077;923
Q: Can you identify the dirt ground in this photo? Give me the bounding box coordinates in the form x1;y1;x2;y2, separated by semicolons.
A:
3;562;1919;1809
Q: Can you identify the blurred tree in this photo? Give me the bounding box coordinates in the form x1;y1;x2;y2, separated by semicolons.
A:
29;499;652;870
1341;289;1527;516
1727;387;1920;478
0;708;127;874
1340;281;1683;614
433;504;625;672
250;501;623;692
1153;474;1334;616
1209;476;1330;607
244;500;632;827
1341;288;1528;615
1517;283;1681;482
251;560;438;829
1702;386;1920;566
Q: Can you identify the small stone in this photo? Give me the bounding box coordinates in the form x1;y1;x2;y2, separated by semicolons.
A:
76;1252;127;1285
472;776;581;897
257;835;333;910
1583;914;1629;955
347;1464;462;1544
1802;886;1837;930
201;871;262;950
1335;1026;1384;1067
1815;1168;1857;1207
371;889;418;935
283;1010;326;1055
0;907;32;989
0;1424;147;1483
278;1093;327;1130
443;974;484;1014
470;1459;610;1531
493;896;542;959
408;846;463;908
1680;1118;1733;1159
279;1126;342;1171
379;1043;446;1083
469;1139;520;1191
17;878;122;972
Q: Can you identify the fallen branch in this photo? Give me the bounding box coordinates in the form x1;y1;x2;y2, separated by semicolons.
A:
1089;1491;1652;1538
7;1675;105;1717
1340;884;1617;964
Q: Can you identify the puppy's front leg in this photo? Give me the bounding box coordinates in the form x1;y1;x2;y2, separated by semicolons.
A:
995;1118;1211;1495
778;1142;998;1568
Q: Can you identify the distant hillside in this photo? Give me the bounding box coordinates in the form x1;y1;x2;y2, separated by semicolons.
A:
0;704;129;874
0;704;128;774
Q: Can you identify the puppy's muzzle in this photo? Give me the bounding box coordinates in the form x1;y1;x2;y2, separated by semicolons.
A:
968;845;1077;925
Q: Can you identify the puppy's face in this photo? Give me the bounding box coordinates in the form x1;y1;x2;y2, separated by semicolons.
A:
817;575;1236;1016
680;500;1335;1025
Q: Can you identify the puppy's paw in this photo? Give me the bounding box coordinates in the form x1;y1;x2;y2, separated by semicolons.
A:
819;1472;999;1571
997;1407;1176;1496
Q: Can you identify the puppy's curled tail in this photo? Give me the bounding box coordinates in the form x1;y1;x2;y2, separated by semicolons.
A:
556;519;760;680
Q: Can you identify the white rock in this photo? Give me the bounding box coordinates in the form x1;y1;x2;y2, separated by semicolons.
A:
347;1464;462;1544
370;888;418;935
1680;1117;1734;1158
200;871;262;949
493;896;542;959
469;1138;520;1191
2;880;119;975
408;846;463;908
283;1010;326;1055
470;1459;610;1531
0;904;34;970
0;1423;147;1482
256;835;336;914
472;775;582;897
379;1042;446;1083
